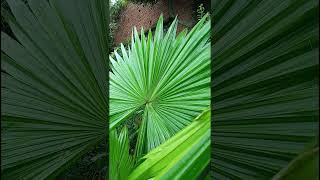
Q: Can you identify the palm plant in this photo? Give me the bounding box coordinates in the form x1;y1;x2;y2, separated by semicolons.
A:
272;137;319;180
110;14;210;154
129;108;210;179
110;127;134;179
1;0;108;179
110;108;211;180
109;14;211;178
2;0;318;179
211;0;319;179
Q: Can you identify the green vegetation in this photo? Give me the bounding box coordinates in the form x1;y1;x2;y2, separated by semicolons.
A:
110;127;134;179
109;0;127;51
127;0;158;4
109;14;211;179
211;0;319;179
1;0;108;179
197;3;205;21
1;0;318;179
129;109;210;179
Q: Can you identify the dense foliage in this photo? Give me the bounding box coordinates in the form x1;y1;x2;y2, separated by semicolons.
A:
1;0;318;179
129;109;210;179
109;0;127;51
109;14;211;179
211;0;319;179
1;0;108;179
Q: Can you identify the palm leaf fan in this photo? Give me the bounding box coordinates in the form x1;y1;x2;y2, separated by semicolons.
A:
211;0;319;179
1;0;108;179
129;108;210;180
109;14;211;159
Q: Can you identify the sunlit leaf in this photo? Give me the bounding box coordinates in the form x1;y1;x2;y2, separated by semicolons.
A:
129;108;210;180
109;14;211;159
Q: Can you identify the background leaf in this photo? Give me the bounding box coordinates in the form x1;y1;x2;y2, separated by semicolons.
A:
1;0;108;179
272;145;319;180
211;0;319;179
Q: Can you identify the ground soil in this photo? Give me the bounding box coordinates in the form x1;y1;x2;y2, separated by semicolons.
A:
114;0;196;45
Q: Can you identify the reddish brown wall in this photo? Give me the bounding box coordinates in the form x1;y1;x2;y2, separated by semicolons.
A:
114;0;195;45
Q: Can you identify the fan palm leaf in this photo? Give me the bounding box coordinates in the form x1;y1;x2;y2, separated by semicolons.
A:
1;0;108;179
272;137;319;180
212;0;319;179
110;127;134;180
109;14;211;158
129;108;210;180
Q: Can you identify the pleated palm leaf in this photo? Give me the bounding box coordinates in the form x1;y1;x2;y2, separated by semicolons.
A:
272;137;319;180
109;15;211;159
129;108;210;180
110;127;134;180
1;0;108;179
211;0;319;179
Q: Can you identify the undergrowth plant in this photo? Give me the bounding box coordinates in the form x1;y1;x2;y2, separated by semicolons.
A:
109;0;127;50
197;3;205;21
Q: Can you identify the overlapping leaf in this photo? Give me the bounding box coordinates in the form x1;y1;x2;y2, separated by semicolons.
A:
110;15;211;158
1;0;108;179
110;127;134;180
272;137;319;180
211;0;319;179
129;108;210;180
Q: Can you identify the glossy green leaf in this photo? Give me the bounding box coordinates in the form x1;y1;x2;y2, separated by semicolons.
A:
129;108;210;180
110;127;134;180
109;15;211;159
1;0;108;179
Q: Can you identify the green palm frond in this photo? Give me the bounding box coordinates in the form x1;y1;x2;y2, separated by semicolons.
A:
1;0;108;179
129;108;210;180
272;138;319;180
110;14;211;158
212;0;319;179
110;127;134;180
